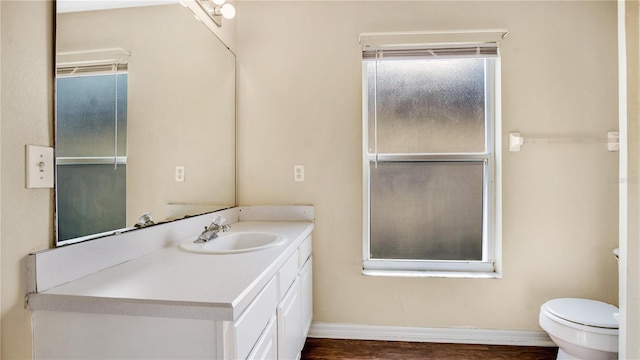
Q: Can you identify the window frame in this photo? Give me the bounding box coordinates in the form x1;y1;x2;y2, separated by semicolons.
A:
55;66;130;245
362;46;502;278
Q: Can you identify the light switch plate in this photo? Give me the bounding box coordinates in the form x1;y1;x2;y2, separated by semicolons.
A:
26;145;54;189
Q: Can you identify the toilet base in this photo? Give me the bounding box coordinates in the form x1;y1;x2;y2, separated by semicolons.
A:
557;349;581;360
554;345;617;360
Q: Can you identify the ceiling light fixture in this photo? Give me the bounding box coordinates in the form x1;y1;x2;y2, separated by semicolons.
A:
196;0;235;27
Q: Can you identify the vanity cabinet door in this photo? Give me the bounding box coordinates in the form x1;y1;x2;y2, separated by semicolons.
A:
277;277;302;360
299;257;313;344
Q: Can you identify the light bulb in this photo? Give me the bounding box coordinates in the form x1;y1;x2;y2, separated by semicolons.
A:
212;0;225;5
219;3;235;19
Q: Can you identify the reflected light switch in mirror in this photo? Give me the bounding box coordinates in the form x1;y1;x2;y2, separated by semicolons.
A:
26;145;54;189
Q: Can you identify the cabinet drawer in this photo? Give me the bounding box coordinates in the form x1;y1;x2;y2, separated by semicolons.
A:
298;236;312;270
233;278;277;360
278;252;298;300
247;314;277;360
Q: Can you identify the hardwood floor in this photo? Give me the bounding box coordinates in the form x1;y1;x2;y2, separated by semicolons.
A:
301;338;558;360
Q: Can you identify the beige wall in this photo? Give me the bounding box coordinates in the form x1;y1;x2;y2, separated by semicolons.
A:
237;1;619;330
1;1;54;359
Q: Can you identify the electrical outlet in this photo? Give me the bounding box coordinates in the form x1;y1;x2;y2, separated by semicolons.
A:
294;165;304;182
175;166;185;182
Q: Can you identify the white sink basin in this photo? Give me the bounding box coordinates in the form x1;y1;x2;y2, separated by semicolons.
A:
180;232;285;254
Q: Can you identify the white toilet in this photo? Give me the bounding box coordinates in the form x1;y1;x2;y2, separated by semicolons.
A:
539;298;619;360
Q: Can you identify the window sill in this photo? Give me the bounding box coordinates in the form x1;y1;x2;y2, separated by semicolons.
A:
362;269;502;279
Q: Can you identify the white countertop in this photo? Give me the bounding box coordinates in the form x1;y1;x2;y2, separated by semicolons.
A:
28;221;314;321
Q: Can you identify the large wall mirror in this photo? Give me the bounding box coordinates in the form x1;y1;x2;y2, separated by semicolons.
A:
55;0;236;246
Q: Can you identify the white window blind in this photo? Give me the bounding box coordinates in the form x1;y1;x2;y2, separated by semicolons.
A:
57;63;128;77
362;45;499;61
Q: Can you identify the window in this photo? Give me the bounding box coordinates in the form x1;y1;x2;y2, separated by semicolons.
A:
56;65;128;242
362;39;502;276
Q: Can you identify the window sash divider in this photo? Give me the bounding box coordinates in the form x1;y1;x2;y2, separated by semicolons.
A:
368;154;490;162
56;156;127;166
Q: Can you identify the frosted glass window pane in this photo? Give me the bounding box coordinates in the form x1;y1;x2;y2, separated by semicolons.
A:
56;74;128;157
56;164;126;241
367;59;485;153
369;161;484;261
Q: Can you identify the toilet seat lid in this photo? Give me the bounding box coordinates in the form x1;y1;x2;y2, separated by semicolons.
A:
542;298;619;329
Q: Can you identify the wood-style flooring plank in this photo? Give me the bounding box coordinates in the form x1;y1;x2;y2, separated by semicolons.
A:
301;338;558;360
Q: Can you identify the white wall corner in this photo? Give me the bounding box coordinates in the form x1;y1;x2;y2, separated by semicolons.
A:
308;322;555;347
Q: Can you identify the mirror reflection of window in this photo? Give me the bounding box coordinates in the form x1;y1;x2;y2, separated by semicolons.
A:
56;69;128;241
54;4;237;246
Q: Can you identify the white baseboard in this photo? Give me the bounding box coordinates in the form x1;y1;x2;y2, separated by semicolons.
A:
308;322;555;347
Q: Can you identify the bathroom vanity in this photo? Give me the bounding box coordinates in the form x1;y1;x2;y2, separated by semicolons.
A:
27;206;314;360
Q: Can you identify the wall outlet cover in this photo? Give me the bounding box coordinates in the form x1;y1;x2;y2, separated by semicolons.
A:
294;165;304;182
175;165;185;182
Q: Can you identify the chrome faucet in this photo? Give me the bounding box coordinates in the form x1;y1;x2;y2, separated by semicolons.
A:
194;215;230;243
134;212;155;228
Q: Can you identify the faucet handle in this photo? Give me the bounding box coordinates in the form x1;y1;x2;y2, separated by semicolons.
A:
134;212;154;228
211;214;226;226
